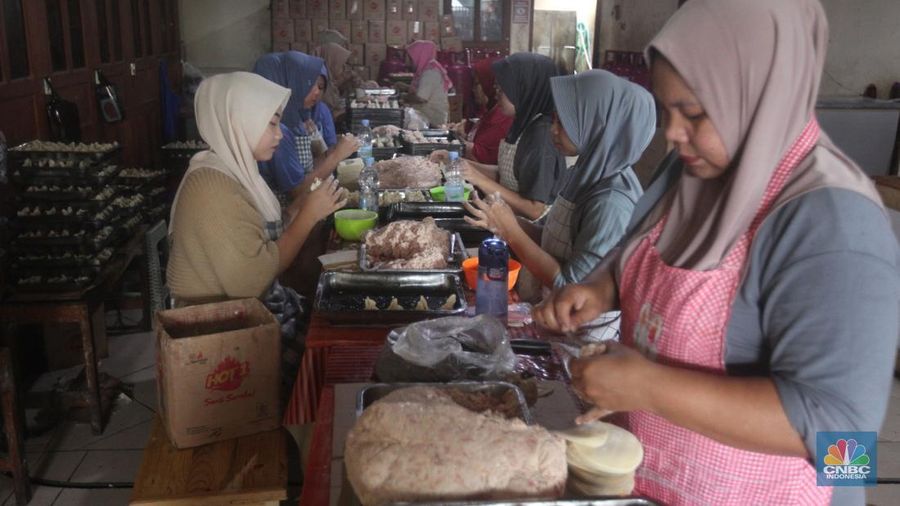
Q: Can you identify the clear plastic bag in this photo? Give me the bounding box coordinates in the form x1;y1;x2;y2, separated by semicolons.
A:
375;315;518;382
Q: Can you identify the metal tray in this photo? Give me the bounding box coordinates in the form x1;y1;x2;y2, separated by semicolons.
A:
314;271;466;325
432;217;493;245
359;231;466;273
356;381;533;424
380;201;468;222
390;499;659;506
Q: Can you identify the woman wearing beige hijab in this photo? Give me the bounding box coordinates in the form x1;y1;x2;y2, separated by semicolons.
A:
535;1;898;504
167;72;347;396
314;42;358;122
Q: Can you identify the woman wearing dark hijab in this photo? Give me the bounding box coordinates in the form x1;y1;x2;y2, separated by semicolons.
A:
459;53;566;221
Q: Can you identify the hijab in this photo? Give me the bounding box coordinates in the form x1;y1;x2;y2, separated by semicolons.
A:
252;51;326;131
314;42;352;113
623;0;881;272
318;29;349;48
492;53;560;143
472;57;500;111
551;70;656;204
171;72;289;227
406;40;452;93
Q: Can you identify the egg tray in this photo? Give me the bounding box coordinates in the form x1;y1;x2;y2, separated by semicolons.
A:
17;183;105;202
10;246;115;269
10;223;126;252
9;141;120;161
13;197;127;228
16;185;119;208
11;273;97;293
314;271;467;325
9;163;122;186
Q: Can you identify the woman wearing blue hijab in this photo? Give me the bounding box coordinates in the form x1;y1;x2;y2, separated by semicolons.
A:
254;51;358;197
466;70;655;338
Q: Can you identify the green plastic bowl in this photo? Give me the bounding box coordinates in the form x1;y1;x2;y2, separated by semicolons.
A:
334;209;378;241
430;185;472;202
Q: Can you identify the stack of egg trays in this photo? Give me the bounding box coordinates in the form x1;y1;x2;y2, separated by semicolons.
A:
7;141;127;292
113;168;168;224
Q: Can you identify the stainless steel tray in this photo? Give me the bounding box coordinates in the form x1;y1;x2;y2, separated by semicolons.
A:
314;271;467;325
359;231;467;273
390;499;659;505
357;381;533;424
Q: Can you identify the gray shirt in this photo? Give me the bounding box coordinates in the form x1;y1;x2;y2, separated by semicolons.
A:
725;187;899;505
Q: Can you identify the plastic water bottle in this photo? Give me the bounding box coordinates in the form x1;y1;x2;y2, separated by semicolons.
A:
444;151;465;202
356;119;373;161
358;157;379;212
475;236;509;324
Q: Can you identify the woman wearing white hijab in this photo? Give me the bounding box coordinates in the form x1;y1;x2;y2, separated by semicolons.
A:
167;72;347;395
536;1;898;504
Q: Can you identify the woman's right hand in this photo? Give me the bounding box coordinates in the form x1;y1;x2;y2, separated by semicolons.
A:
429;149;450;165
533;281;611;334
333;134;360;161
298;176;348;223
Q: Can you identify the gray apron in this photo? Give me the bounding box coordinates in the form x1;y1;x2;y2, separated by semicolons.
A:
524;196;621;341
262;221;309;402
497;139;520;192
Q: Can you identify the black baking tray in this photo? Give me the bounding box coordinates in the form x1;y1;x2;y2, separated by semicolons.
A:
314;271;467;325
372;146;399;161
10;163;122;186
9;140;119;161
11;225;120;251
380;201;469;222
13;197;124;227
432;217;492;245
13;275;96;293
10;247;115;268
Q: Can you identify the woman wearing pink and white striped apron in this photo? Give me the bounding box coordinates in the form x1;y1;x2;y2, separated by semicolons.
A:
534;1;897;505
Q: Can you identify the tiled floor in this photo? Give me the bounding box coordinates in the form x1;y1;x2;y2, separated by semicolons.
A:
0;325;898;505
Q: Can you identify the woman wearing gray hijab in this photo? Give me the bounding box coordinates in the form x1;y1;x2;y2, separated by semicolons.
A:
466;70;654;337
536;1;897;504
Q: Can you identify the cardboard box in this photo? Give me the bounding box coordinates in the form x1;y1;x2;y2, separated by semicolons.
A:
441;35;463;52
386;0;403;20
440;14;455;37
329;0;346;19
347;0;364;19
289;0;306;18
424;21;440;42
349;44;364;65
273;0;290;18
308;0;329;19
274;41;291;52
291;41;309;53
273;19;295;43
294;19;313;42
365;43;387;69
386;20;407;45
351;21;367;44
408;20;423;40
402;0;418;20
364;0;385;20
330;19;352;40
156;299;281;449
368;20;385;43
419;0;439;22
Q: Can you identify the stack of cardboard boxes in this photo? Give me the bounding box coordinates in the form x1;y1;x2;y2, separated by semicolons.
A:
272;0;458;81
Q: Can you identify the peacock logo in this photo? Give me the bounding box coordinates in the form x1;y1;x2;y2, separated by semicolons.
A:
824;439;870;466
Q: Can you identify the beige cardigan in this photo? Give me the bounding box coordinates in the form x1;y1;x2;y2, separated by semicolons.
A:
167;168;280;304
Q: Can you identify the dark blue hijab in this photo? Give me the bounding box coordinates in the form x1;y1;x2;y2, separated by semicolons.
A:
252;51;328;130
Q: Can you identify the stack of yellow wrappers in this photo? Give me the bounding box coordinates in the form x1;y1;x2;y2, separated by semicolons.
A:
556;421;644;496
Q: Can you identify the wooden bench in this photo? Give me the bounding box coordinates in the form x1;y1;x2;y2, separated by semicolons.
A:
131;417;287;506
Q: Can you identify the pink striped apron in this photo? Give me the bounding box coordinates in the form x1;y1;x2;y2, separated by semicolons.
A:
618;120;832;505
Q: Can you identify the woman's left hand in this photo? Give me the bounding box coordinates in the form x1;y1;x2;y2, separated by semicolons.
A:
569;341;657;415
459;159;487;188
464;192;518;239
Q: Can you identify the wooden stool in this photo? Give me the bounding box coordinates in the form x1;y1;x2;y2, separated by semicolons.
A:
131;417;287;506
0;348;32;506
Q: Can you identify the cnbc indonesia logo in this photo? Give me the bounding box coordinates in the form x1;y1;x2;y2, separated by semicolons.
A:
822;438;871;480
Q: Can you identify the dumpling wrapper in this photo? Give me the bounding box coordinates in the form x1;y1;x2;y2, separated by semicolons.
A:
414;296;429;311
566;421;644;475
364;297;378;310
440;294;457;310
554;420;609;448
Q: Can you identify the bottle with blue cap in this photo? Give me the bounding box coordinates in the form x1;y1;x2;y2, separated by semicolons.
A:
356;119;373;161
475;235;509;324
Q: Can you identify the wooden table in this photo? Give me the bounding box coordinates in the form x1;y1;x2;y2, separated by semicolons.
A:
0;226;149;434
131;418;287;506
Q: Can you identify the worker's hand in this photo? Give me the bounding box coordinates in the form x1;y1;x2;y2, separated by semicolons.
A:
429;149;450;165
464;141;474;155
463;192;518;239
304;119;318;135
534;282;611;334
299;176;348;222
334;134;360;161
450;121;468;138
569;341;656;414
459;159;487;188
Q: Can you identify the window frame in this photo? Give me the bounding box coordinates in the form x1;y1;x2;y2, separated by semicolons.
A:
443;0;511;50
